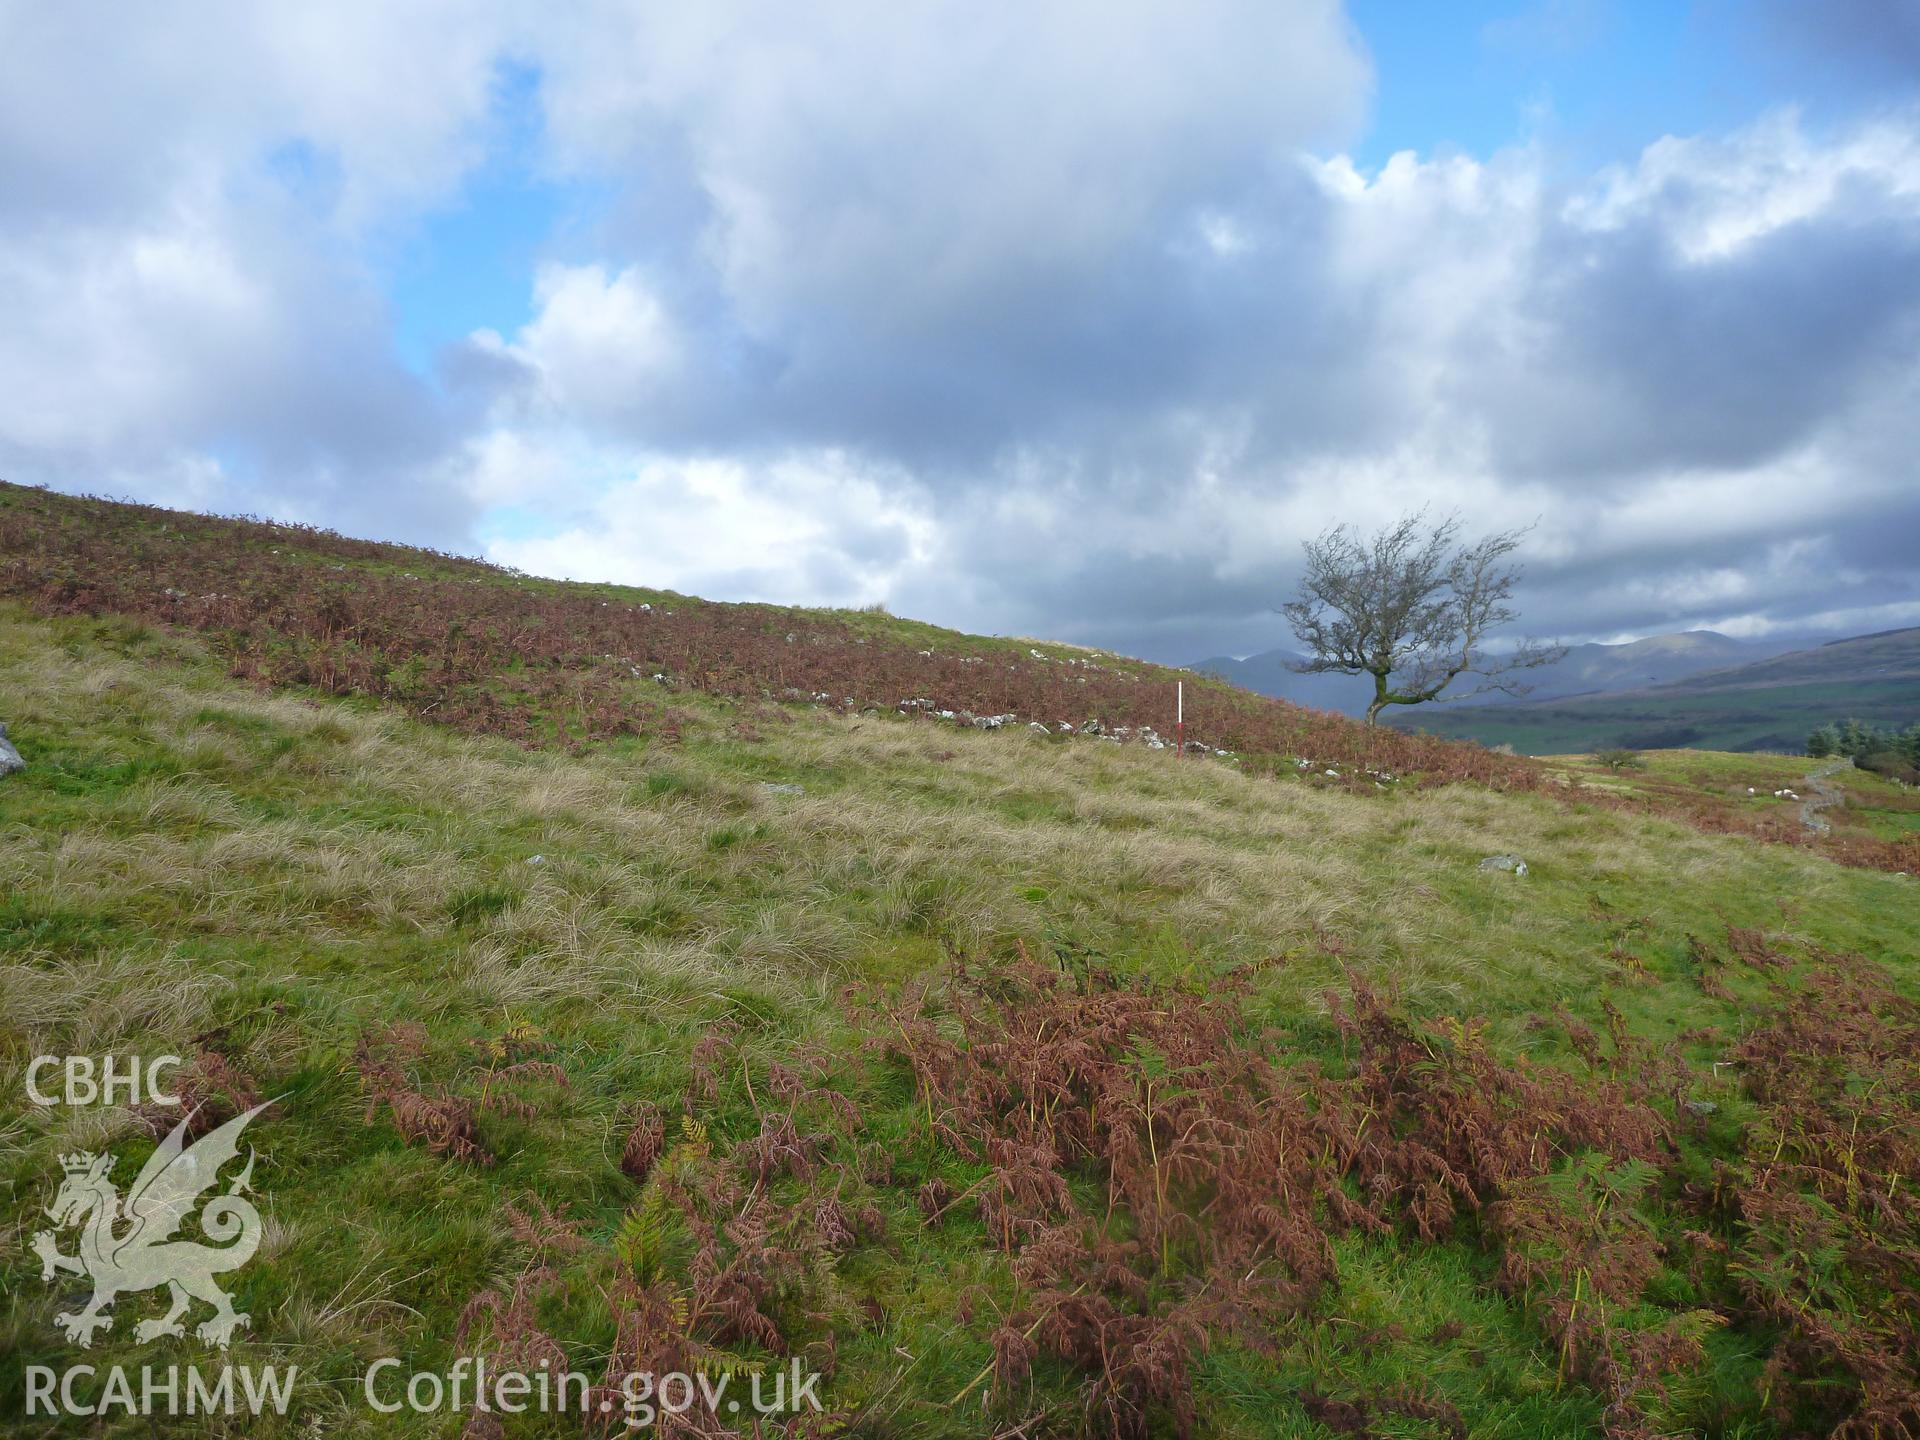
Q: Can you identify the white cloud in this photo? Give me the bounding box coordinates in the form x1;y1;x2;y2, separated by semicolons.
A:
0;1;512;231
470;263;681;427
531;1;1370;357
1569;110;1920;260
3;7;1917;659
479;446;934;608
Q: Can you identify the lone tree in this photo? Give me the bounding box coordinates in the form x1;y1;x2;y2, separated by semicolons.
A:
1282;511;1566;726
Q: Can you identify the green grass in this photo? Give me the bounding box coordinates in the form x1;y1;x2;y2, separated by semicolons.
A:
1392;679;1920;755
1;607;1915;1437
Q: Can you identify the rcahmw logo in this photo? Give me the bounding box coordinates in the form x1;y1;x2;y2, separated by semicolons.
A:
22;1057;295;1420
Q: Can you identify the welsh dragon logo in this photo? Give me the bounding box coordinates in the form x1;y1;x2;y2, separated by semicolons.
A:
31;1102;273;1349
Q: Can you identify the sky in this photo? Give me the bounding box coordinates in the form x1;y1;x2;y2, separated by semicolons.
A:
3;1;1918;664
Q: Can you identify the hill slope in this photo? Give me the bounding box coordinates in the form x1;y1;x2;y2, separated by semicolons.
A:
3;603;1917;1438
9;482;1911;872
0;481;1531;790
1671;625;1920;690
2;485;1918;1438
1386;628;1920;754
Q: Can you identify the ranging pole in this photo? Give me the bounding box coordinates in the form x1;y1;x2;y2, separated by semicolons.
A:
1176;680;1184;759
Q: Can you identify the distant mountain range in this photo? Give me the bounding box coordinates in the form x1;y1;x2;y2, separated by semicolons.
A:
1193;627;1920;754
1190;630;1800;718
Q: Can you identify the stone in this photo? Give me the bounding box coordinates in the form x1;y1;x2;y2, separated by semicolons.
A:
761;782;805;795
1479;854;1528;876
0;722;22;777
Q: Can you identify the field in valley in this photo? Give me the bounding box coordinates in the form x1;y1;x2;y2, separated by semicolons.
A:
1394;682;1920;756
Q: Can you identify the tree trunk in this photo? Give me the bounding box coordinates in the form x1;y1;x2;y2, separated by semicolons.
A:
1366;670;1389;726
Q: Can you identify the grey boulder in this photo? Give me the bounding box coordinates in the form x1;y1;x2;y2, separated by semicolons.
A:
0;723;22;777
1478;853;1528;876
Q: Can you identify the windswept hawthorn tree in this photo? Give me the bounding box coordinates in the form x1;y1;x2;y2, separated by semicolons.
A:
1283;510;1566;725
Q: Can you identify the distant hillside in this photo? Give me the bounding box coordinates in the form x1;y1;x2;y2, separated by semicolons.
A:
1662;626;1920;690
1384;627;1920;754
1194;630;1796;718
1187;651;1370;713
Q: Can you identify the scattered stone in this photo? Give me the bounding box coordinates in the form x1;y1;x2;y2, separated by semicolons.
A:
1683;1099;1718;1117
0;722;22;777
1479;854;1529;876
761;782;805;795
525;854;545;866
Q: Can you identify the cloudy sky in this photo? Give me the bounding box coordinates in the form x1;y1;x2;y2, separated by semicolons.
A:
4;1;1918;663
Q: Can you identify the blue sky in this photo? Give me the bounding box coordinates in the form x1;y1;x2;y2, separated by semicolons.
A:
1351;0;1744;165
1357;0;1915;168
4;2;1918;662
386;65;591;373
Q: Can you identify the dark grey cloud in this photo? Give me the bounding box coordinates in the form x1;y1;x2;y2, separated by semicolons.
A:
1468;200;1920;479
1750;0;1920;87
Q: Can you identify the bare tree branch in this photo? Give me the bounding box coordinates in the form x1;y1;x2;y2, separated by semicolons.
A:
1281;510;1567;725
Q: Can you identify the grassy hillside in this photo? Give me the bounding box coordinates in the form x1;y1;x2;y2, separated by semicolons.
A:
1387;630;1920;755
2;491;1919;1438
0;482;1533;790
7;482;1912;877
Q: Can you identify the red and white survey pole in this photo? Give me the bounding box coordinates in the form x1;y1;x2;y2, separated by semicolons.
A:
1175;680;1184;759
